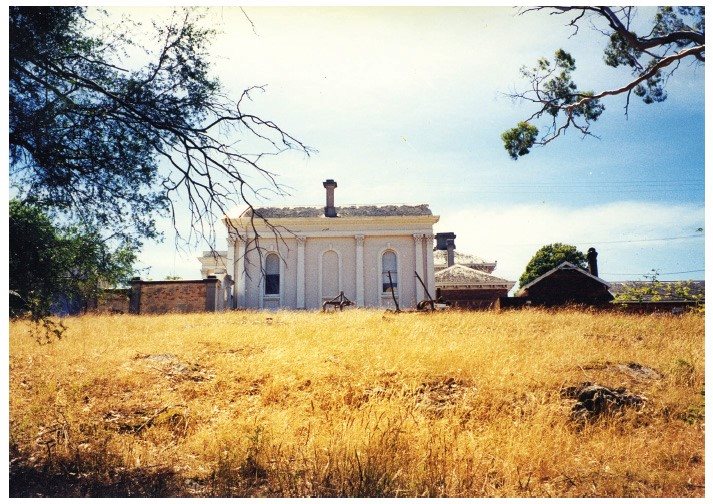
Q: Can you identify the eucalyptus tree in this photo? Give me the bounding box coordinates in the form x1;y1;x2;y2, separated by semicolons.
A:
10;6;307;331
502;7;705;159
10;6;309;248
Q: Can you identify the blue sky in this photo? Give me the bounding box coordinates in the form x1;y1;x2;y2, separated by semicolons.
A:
114;6;705;284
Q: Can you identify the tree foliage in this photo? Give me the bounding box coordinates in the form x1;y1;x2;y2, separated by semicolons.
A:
501;121;539;161
519;243;587;287
503;6;705;159
9;6;309;248
615;271;705;312
9;200;61;320
10;200;136;339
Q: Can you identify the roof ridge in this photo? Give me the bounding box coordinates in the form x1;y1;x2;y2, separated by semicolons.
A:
519;261;611;291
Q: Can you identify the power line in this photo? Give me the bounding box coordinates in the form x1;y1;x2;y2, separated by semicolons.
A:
468;181;704;188
590;234;704;244
424;179;704;189
605;269;705;276
495;234;703;247
427;187;704;195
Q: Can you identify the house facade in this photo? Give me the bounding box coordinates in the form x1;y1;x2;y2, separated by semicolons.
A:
218;180;439;310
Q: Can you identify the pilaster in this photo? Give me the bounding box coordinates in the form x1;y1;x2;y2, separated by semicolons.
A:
424;233;436;299
296;236;306;309
236;238;247;308
355;234;365;306
413;233;425;301
226;237;236;308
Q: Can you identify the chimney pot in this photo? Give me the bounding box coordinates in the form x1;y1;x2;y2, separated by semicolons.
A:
323;179;337;217
446;238;456;267
587;247;599;277
435;232;456;251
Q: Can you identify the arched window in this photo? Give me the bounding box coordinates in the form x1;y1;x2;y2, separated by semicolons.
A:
265;254;280;295
382;250;398;293
321;249;340;301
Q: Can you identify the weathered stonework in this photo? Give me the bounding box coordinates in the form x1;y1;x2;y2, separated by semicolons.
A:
129;278;222;314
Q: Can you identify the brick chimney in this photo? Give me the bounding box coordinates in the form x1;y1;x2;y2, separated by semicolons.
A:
446;238;456;267
587;247;599;277
323;179;337;217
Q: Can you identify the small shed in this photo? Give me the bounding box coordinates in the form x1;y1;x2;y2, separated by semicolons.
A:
516;261;613;306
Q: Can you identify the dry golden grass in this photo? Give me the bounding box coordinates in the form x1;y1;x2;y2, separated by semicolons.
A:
9;308;704;497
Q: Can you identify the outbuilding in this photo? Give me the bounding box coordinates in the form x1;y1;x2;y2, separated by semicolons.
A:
515;257;613;306
435;264;515;309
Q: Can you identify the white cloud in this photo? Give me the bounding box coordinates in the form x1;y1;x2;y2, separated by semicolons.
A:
436;201;704;282
104;7;703;284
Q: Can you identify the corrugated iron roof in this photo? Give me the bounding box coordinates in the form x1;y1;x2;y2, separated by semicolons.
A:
519;261;611;293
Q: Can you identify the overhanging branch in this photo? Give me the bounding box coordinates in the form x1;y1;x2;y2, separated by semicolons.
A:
564;44;704;112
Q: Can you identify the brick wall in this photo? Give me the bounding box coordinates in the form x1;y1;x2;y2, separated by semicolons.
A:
130;278;222;314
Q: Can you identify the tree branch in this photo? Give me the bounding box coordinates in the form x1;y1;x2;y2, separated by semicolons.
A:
564;44;704;112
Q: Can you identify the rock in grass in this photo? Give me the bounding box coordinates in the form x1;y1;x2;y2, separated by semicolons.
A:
561;382;646;421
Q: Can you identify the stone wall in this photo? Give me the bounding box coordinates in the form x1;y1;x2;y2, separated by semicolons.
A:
129;278;222;314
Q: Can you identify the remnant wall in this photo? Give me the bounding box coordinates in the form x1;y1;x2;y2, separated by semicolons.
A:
495;297;701;314
129;278;222;314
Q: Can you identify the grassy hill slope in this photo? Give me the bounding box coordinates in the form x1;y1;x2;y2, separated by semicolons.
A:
9;309;704;497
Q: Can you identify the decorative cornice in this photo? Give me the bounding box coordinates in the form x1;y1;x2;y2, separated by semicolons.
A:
226;214;440;232
238;228;437;241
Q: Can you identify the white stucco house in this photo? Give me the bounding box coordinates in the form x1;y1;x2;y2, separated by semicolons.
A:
205;179;440;310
